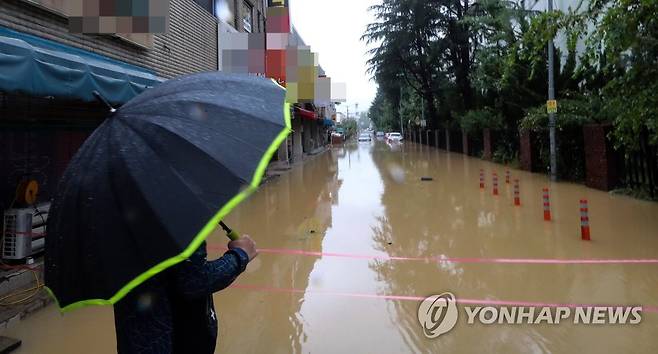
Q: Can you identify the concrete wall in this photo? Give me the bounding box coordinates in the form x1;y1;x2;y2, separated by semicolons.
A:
0;0;218;78
302;119;313;153
277;138;289;163
291;117;303;162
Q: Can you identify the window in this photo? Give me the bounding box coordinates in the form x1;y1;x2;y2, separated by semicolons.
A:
241;1;253;33
193;0;214;15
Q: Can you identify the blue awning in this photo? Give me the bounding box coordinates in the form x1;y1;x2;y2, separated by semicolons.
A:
0;26;164;104
323;118;335;127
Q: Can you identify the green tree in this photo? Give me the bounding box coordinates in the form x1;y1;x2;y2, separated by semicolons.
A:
364;0;479;129
583;0;658;148
341;118;358;139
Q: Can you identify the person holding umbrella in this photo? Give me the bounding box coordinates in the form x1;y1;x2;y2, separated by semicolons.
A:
114;236;257;353
44;73;292;353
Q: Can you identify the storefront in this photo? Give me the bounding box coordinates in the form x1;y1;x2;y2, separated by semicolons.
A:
0;26;163;211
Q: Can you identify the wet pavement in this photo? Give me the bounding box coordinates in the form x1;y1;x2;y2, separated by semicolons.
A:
3;140;658;353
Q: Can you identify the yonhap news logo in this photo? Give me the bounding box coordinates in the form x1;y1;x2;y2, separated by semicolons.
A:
417;292;459;338
418;292;643;339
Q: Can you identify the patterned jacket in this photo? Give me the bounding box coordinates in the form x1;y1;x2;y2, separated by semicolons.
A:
114;242;249;354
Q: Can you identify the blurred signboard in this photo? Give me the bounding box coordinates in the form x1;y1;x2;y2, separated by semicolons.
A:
547;100;558;114
17;0;154;48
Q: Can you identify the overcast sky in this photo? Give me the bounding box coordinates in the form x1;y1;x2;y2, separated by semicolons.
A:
289;0;379;116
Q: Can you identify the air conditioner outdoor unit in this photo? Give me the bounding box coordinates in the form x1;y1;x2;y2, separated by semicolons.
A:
2;206;47;261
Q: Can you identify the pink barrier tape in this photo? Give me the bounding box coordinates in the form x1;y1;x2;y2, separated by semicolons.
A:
208;246;658;265
229;284;658;313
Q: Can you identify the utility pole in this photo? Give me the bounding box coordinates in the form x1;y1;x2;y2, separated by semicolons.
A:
547;0;558;181
399;100;404;136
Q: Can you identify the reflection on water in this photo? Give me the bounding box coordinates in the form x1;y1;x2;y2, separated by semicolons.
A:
3;141;658;353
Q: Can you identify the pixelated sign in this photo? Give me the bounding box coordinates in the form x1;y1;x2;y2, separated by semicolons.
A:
547;100;557;114
218;1;346;104
67;0;170;34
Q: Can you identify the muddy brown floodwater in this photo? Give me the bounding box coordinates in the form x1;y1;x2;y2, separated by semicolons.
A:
3;141;658;353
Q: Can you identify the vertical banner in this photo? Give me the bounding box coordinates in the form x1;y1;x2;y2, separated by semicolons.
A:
266;1;290;86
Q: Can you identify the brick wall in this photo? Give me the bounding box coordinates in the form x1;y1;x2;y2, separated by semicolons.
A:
483;128;492;160
520;129;533;171
583;124;620;191
0;0;218;79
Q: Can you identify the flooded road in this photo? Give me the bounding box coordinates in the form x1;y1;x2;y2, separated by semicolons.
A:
3;140;658;353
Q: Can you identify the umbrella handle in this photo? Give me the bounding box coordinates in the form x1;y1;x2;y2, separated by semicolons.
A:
226;230;240;241
219;221;241;241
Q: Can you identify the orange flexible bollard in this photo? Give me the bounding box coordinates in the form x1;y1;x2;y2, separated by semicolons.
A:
580;199;591;241
543;188;551;221
479;169;485;189
514;179;521;206
493;173;499;196
505;170;510;184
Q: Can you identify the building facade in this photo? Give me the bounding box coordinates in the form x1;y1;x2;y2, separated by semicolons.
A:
0;0;219;78
1;0;332;213
0;0;224;211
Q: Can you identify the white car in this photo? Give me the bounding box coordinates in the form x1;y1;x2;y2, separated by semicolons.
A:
358;133;372;142
386;132;403;142
376;131;385;138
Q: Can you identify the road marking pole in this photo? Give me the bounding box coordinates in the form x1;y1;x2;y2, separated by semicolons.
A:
479;169;485;189
543;188;551;221
493;173;499;196
514;179;521;206
580;199;591;241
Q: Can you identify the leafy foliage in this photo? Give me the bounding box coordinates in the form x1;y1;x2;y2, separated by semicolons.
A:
364;0;658;158
460;108;503;133
582;0;658;149
519;94;596;131
340;118;358;139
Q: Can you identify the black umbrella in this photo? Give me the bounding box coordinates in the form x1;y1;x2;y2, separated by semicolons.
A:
45;72;291;311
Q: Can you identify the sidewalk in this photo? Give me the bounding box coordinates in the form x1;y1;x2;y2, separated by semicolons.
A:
0;260;51;330
264;145;330;181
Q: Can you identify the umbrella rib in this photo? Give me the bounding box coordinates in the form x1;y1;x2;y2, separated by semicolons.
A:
118;111;282;155
112;119;237;245
119;117;257;186
123;86;279;113
106;123;155;266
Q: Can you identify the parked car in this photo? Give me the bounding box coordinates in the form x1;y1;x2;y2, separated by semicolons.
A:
376;131;385;138
358;133;372;142
386;132;403;142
